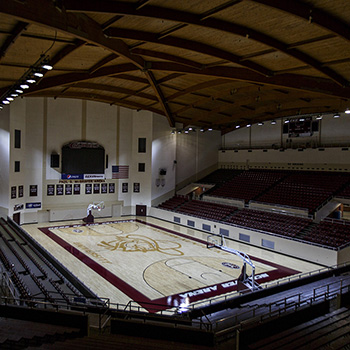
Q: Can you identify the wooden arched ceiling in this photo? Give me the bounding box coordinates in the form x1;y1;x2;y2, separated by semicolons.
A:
0;0;349;134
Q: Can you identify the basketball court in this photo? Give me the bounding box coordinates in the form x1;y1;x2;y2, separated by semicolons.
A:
23;216;322;312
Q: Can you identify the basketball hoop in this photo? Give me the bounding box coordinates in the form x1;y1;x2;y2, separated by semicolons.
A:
86;201;105;216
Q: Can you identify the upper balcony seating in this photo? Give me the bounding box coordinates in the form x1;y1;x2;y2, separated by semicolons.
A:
196;169;242;185
207;170;287;203
157;195;189;211
175;200;237;221
255;171;350;213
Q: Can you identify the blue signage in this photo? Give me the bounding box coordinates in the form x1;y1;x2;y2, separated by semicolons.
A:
26;202;41;209
61;174;84;180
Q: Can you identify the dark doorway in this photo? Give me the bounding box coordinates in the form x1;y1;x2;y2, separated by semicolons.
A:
136;205;147;216
13;212;20;225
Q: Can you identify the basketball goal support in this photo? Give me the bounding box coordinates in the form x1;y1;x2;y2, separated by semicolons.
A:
207;234;258;291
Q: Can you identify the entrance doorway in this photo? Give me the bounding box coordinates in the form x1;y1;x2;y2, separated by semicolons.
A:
13;212;20;225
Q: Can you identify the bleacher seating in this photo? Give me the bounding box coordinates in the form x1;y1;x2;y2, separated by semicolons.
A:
224;209;312;238
196;169;241;185
207;170;287;202
157;195;189;211
0;218;100;306
247;307;350;350
256;171;350;213
302;220;350;248
175;200;237;221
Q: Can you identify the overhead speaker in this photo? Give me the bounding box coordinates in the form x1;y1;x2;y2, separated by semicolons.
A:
50;154;60;168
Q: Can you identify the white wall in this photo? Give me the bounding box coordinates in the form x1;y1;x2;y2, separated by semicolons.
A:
176;129;221;187
151;114;176;204
219;147;350;171
222;113;350;150
0;106;10;217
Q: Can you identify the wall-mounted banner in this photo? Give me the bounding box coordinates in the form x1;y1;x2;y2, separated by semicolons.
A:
29;185;38;197
18;185;23;198
65;184;72;195
47;184;55;196
122;183;128;193
56;184;64;196
73;183;81;195
26;202;41;209
109;183;115;193
133;183;140;193
85;183;92;194
11;186;16;199
101;183;108;194
93;183;100;194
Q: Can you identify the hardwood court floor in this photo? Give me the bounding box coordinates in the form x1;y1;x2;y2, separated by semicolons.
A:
23;216;322;312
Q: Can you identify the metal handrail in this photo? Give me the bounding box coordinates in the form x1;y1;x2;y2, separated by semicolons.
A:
214;275;350;335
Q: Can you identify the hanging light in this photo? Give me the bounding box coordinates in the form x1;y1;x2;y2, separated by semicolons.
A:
345;108;350;114
2;100;10;105
271;120;276;125
20;83;29;89
316;115;322;120
34;71;44;78
333;113;340;118
258;122;264;126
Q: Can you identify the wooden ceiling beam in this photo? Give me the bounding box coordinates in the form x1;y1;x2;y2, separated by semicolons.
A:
105;28;273;77
71;82;158;102
28;90;164;114
167;79;230;101
10;63;138;96
0;21;28;60
251;0;350;42
143;70;175;126
64;0;348;86
149;62;350;99
50;39;86;67
89;53;118;74
130;48;203;70
0;0;144;68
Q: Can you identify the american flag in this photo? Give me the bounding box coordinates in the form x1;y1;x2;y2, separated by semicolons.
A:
112;165;129;179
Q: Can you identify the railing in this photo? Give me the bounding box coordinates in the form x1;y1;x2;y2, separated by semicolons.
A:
186;262;350;312
215;274;350;338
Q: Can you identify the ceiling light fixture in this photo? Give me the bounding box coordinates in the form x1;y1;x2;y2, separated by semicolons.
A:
333;113;340;118
345;108;350;114
271;120;276;125
0;54;53;111
258;122;264;126
316;115;323;120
